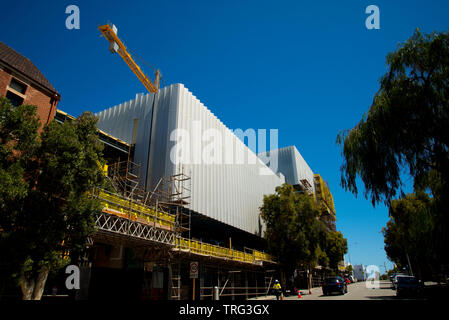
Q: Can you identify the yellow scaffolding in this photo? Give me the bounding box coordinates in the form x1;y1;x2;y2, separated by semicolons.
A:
313;174;336;216
96;189;176;230
94;188;274;264
174;238;273;264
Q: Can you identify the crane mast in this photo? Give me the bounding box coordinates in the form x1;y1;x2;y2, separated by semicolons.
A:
99;23;160;93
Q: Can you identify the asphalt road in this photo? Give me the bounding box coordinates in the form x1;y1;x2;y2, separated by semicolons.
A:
251;280;401;300
294;280;397;300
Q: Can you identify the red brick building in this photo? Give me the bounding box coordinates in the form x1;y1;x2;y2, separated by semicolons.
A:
0;41;60;127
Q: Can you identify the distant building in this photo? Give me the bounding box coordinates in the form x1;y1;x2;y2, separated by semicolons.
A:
0;41;60;127
353;264;366;281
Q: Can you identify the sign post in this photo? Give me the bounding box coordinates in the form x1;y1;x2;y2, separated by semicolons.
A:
190;262;198;300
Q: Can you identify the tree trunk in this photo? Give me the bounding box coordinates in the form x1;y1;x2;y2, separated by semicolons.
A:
20;267;50;300
20;275;34;300
32;268;49;300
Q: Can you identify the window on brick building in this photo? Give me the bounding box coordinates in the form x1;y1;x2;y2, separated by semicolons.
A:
6;90;24;106
6;78;27;106
9;78;27;94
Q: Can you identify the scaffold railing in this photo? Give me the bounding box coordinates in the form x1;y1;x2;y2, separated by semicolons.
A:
173;237;274;264
92;188;276;265
94;188;176;230
94;210;176;245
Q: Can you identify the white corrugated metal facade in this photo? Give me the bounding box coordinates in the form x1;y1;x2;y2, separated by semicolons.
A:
95;93;155;183
259;146;315;194
96;84;285;235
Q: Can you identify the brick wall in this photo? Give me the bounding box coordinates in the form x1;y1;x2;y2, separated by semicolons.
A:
24;82;55;125
0;67;11;97
0;68;57;127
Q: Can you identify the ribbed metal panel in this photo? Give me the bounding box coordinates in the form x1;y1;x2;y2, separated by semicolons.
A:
96;84;285;235
259;146;315;194
95;93;154;185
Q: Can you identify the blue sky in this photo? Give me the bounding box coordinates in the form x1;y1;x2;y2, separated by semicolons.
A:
1;0;449;273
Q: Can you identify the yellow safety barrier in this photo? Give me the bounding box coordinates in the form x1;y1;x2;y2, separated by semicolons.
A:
97;190;176;230
94;189;274;264
174;237;274;264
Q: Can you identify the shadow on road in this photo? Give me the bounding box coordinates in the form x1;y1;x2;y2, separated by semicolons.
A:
365;295;398;300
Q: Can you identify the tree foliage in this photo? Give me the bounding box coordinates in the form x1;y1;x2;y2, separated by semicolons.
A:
325;230;348;270
383;191;440;280
0;97;107;299
260;184;347;276
337;29;449;206
345;264;354;274
336;29;449;278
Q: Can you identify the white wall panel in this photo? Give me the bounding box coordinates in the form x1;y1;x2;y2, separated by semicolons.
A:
96;84;285;235
95;93;155;187
259;146;314;194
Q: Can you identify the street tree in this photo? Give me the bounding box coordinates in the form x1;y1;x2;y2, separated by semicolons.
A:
345;264;354;275
0;97;107;300
382;192;436;279
336;29;449;274
337;29;449;205
260;184;326;284
324;231;348;270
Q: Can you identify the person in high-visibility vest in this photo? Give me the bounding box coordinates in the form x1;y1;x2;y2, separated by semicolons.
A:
273;280;282;300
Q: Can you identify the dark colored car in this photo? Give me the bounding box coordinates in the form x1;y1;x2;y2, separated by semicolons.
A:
396;276;423;298
322;277;348;296
391;273;408;289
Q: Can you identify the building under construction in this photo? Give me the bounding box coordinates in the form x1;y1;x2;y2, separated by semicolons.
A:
81;83;284;300
75;76;339;300
0;26;338;300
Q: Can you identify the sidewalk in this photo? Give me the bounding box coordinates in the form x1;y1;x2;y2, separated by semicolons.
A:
249;286;323;300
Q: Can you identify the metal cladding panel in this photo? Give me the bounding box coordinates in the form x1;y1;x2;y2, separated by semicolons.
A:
95;84;284;235
146;85;179;190
95;93;154;186
149;84;284;235
291;146;315;194
259;146;315;194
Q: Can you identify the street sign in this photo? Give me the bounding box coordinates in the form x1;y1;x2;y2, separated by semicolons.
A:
190;262;199;279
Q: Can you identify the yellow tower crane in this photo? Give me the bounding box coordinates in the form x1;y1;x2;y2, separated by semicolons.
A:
98;23;160;93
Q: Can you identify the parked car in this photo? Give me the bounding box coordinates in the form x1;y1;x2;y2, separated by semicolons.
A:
322;276;348;296
396;276;423;298
392;273;408;289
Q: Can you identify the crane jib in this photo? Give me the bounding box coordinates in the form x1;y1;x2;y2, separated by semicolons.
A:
98;23;160;94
